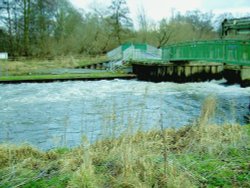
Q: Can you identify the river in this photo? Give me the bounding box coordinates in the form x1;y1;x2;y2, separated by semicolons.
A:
0;80;249;150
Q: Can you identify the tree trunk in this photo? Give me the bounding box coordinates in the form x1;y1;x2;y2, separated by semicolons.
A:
23;0;31;56
6;1;14;56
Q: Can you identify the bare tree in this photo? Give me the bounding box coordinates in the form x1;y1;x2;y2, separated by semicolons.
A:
171;10;214;40
108;0;133;45
137;5;149;43
155;19;173;48
0;0;16;55
23;0;31;55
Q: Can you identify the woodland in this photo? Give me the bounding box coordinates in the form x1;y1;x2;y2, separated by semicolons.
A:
0;0;245;57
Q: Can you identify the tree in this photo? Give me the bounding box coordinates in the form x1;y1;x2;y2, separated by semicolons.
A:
186;10;214;39
30;0;59;56
0;0;18;55
22;0;31;56
136;5;150;43
0;1;226;57
154;19;173;48
214;12;233;36
171;10;215;40
108;0;133;45
0;27;9;51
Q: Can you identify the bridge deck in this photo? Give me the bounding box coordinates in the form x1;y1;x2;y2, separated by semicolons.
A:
162;40;250;66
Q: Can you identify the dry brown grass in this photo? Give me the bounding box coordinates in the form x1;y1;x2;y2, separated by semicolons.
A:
0;122;247;187
0;55;108;76
0;97;249;187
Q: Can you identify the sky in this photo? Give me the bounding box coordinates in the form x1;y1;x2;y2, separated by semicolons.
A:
70;0;250;23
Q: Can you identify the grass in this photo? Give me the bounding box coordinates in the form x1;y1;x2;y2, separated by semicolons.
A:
0;55;135;82
0;56;108;76
0;72;135;82
0;124;249;187
0;97;249;187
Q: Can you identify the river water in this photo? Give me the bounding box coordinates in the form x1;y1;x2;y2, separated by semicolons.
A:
0;80;249;150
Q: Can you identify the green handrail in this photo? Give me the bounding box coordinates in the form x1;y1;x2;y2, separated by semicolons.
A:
162;39;250;66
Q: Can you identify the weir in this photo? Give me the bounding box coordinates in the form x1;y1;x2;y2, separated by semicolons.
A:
132;62;224;82
224;65;250;87
105;17;250;85
132;61;250;86
105;40;250;86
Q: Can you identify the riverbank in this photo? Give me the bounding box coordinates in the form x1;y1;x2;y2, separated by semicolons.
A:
0;81;249;187
0;72;136;84
0;122;249;187
0;56;107;76
0;56;137;84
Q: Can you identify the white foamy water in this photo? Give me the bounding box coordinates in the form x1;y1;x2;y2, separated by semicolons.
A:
0;80;249;149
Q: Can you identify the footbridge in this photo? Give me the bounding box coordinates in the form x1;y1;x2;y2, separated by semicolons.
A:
105;40;250;66
97;40;250;86
162;39;250;66
102;17;250;86
130;40;250;86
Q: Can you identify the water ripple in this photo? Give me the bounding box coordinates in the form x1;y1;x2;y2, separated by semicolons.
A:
0;80;249;150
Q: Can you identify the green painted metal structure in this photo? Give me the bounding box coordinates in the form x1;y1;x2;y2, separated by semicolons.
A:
107;43;161;61
162;39;250;66
222;17;250;38
121;43;147;51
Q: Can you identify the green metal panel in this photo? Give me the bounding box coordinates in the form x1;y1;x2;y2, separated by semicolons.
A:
121;43;132;51
108;43;162;61
222;17;250;38
121;43;147;52
134;43;147;51
162;39;250;66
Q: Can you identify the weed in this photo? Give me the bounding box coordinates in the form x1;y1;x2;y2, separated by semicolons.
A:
0;100;249;187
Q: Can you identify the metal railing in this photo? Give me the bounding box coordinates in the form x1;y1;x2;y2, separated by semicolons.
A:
107;44;162;61
162;39;250;66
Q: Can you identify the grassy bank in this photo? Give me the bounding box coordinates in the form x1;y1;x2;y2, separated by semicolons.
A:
0;56;136;83
0;72;135;83
0;124;249;187
0;97;249;187
0;56;107;76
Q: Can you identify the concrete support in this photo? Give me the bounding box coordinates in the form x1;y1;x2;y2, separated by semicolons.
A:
132;61;249;86
185;66;191;77
241;67;250;80
211;66;217;74
220;65;250;87
241;66;250;87
96;64;101;69
132;62;223;83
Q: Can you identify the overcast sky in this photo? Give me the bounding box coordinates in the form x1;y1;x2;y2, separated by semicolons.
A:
70;0;250;23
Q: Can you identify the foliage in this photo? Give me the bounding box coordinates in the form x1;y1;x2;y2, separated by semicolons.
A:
108;0;133;45
0;121;249;187
0;1;248;57
0;56;107;75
